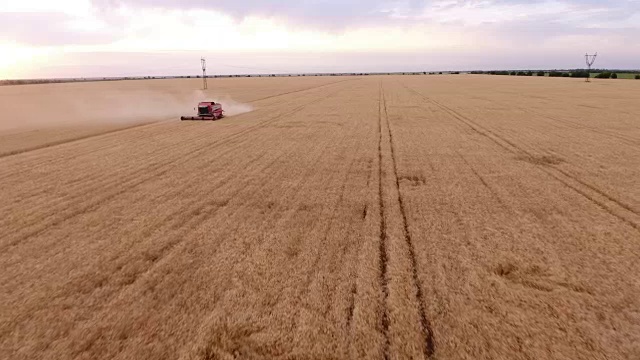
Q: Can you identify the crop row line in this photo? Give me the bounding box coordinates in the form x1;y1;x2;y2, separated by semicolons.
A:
402;83;640;231
0;122;158;159
17;84;356;355
249;78;357;103
377;81;391;360
1;81;351;247
381;82;435;358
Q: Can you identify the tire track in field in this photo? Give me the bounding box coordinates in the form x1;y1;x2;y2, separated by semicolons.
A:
10;92;349;348
180;114;358;360
249;78;357;103
4;90;291;184
455;150;508;209
43;135;318;357
0;147;269;280
402;84;640;231
316;124;374;352
0;78;352;160
275;118;369;357
88;146;285;296
1;130;246;248
381;84;435;359
377;82;391;360
3;94;310;249
0;120;183;182
5;79;355;256
525;107;640;147
0;124;211;211
345;283;357;338
0;121;160;159
0;122;211;201
0;78;353;181
1;84;349;247
477;90;640;146
0;133;203;232
492;100;640;149
0;121;172;181
431;98;640;230
346;90;387;359
293;130;362;327
57;84;360;358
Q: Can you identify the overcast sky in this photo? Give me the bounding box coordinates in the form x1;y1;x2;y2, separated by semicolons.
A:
1;0;639;78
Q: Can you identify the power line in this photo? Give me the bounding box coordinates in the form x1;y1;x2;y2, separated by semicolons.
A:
201;57;208;90
585;52;597;83
217;63;281;73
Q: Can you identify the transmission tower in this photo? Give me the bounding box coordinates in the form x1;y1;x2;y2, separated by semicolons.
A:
585;53;597;82
201;57;208;90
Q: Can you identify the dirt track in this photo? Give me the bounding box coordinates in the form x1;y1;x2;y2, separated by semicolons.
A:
1;75;639;359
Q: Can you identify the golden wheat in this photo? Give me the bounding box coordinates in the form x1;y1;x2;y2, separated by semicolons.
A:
1;75;639;360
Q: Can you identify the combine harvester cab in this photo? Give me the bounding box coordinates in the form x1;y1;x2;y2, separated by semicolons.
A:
181;101;224;121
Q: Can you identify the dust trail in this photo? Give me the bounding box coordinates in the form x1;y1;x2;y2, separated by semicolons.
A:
0;84;254;134
191;90;254;117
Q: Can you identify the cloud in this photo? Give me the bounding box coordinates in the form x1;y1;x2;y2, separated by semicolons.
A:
89;0;640;26
90;0;414;29
0;11;119;46
3;0;640;78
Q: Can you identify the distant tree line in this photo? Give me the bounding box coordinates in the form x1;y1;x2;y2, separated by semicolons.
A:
594;72;617;79
0;76;162;86
3;69;638;86
487;70;534;76
482;69;639;79
548;70;601;78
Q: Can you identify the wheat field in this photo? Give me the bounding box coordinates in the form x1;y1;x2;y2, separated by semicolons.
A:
1;75;639;360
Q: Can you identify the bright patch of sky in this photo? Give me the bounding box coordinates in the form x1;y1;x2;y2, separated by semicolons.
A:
0;0;638;78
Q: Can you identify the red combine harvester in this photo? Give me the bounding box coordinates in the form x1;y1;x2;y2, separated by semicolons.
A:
181;101;224;121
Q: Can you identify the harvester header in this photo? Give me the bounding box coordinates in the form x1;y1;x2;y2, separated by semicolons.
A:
181;101;224;121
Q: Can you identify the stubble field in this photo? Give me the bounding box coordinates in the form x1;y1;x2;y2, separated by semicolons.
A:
1;75;639;360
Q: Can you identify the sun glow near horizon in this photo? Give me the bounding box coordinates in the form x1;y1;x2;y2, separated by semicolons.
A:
0;44;57;79
0;6;468;79
1;0;639;78
0;2;469;79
